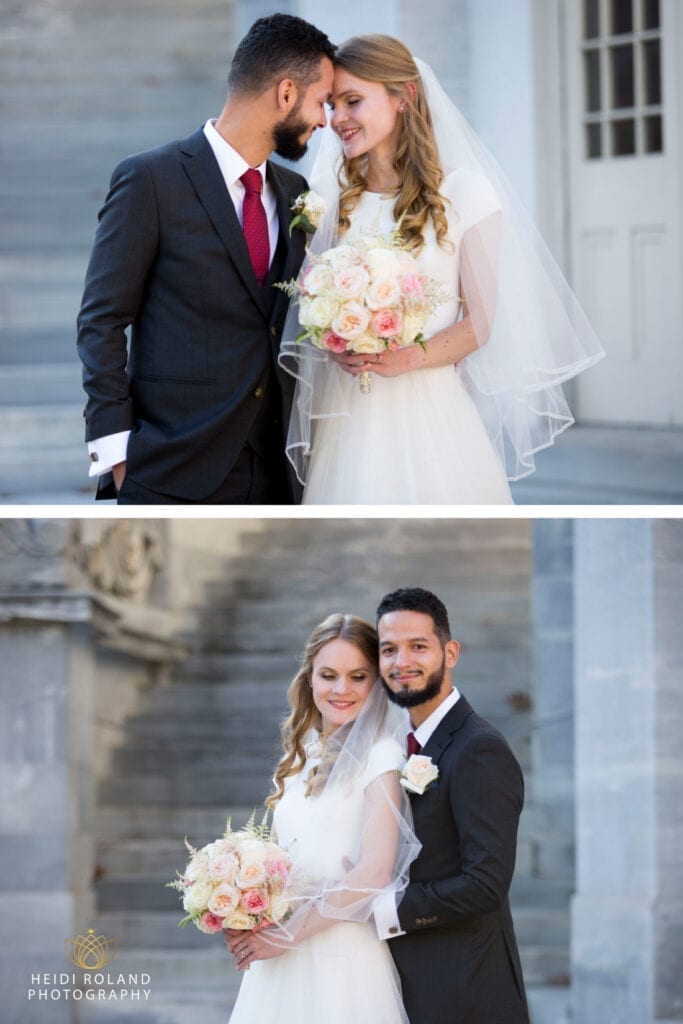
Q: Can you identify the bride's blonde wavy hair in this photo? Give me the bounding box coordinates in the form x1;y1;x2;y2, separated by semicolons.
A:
266;613;379;810
334;34;451;253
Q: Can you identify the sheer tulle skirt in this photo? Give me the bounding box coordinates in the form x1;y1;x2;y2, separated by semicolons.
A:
301;362;513;505
228;920;408;1024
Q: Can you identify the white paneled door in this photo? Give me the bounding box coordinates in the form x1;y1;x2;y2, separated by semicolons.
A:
565;0;683;424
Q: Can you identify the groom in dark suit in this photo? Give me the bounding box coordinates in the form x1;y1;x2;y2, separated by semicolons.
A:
376;587;530;1024
77;15;335;503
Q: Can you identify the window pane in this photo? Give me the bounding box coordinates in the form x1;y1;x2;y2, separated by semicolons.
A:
644;115;663;153
612;118;636;155
642;0;660;30
586;122;602;158
611;0;633;34
585;50;602;112
643;39;662;105
610;44;635;108
584;0;600;38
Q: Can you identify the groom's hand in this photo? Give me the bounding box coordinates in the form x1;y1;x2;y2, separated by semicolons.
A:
112;461;127;491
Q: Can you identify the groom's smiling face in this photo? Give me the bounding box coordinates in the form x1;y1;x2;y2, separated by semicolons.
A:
273;57;334;161
378;610;459;709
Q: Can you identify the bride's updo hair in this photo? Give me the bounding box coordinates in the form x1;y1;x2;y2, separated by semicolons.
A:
334;34;451;252
266;613;379;809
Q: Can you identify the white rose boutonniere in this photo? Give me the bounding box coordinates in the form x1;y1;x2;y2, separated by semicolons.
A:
289;190;328;236
400;754;439;795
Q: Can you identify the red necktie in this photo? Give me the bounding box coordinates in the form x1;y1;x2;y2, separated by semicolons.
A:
240;168;270;287
406;732;422;757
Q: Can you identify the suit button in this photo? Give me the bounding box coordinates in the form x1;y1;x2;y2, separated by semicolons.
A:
253;387;264;399
270;325;278;338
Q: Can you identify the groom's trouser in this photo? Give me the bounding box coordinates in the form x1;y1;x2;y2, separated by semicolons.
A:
116;441;289;504
116;380;291;505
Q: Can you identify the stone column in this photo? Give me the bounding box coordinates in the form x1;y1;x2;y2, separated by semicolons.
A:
572;520;683;1024
0;519;182;1023
0;522;93;1024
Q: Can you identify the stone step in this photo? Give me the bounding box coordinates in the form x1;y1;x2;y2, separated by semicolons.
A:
108;745;279;776
96;806;255;843
518;945;570;988
0;364;83;405
97;839;194;877
238;519;531;553
0;442;92;497
96;911;217;950
192;622;529;655
99;768;275;807
221;549;532;582
0;403;84;447
89;947;238;991
97;877;187;914
171;652;299;684
114;705;286;740
510;875;574;910
77;996;237;1024
512;908;569;948
527;986;572;1024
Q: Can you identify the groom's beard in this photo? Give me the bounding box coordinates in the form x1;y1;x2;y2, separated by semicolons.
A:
273;107;313;162
380;656;446;708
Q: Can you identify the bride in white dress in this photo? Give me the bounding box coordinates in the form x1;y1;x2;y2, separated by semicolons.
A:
225;614;419;1024
280;36;605;505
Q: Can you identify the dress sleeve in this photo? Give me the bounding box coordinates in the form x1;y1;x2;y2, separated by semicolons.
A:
362;738;405;787
443;168;503;236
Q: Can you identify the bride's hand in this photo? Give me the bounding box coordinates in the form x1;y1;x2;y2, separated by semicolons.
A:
329;346;420;378
224;926;286;971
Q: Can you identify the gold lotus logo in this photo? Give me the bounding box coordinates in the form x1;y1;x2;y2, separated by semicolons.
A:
65;928;119;969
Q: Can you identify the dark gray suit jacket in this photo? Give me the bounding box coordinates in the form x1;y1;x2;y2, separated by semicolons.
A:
77;128;307;501
391;696;530;1024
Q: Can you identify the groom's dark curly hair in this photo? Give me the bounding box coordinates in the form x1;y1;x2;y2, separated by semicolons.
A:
376;587;452;646
228;14;336;96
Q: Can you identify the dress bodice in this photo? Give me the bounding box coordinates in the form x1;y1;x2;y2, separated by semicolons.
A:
345;169;501;339
273;736;404;881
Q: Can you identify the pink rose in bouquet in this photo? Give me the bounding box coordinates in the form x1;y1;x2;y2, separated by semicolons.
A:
167;812;294;935
277;228;449;393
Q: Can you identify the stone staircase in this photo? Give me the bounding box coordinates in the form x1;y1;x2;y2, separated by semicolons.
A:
0;0;236;503
77;519;572;1022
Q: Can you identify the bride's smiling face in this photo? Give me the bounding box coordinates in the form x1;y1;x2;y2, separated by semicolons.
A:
329;67;403;161
310;637;377;738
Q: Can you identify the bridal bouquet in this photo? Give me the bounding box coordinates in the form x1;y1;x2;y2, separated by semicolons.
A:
278;230;449;393
167;812;294;935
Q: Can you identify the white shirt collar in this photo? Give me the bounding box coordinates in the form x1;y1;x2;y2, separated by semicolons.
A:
413;687;461;748
202;119;267;189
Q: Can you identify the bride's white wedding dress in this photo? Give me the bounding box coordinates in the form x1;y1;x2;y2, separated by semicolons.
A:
301;170;514;505
228;738;409;1024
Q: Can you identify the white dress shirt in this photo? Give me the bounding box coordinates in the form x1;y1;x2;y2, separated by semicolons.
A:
87;120;279;477
374;687;462;941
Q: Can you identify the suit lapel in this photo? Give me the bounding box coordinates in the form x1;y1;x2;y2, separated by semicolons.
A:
180;130;268;316
421;696;474;766
266;160;303;326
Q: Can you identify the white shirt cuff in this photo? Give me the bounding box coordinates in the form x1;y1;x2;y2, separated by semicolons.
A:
372;891;404;941
87;431;130;477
